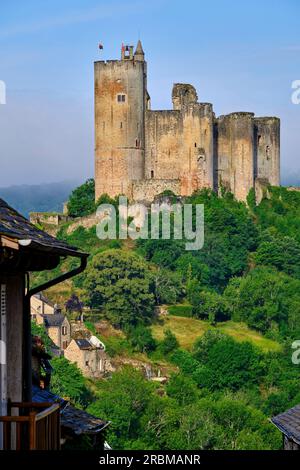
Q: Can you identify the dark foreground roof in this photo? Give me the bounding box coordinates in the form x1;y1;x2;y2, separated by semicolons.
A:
61;404;108;435
32;386;108;435
0;198;84;257
271;404;300;445
44;313;66;327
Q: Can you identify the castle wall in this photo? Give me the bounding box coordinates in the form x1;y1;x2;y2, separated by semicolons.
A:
131;179;181;203
217;113;254;201
145;110;182;181
254;117;280;185
181;103;214;194
94;59;146;199
144;102;214;196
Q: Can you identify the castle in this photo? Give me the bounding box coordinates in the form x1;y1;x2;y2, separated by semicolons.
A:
94;42;280;203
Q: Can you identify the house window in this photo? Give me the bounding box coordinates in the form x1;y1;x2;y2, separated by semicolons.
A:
117;94;126;103
62;341;68;350
62;326;67;336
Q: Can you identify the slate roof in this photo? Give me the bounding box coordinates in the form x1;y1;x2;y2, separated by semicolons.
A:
32;386;108;435
271;404;300;445
0;198;84;257
34;292;54;307
43;313;66;328
75;338;93;350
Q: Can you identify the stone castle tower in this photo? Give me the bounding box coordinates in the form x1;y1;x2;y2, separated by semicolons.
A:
94;42;280;202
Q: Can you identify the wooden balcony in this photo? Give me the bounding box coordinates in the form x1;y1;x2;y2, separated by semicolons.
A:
0;401;61;450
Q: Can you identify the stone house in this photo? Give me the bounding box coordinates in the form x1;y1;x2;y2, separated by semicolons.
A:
64;337;107;378
43;313;71;351
31;293;58;316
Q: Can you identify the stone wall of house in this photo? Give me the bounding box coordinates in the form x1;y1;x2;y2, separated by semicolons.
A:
47;317;70;350
31;295;54;315
64;340;108;378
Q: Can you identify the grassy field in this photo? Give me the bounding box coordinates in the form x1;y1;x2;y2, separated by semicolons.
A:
151;315;281;353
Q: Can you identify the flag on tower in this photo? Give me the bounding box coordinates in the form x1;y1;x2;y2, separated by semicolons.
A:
98;43;104;50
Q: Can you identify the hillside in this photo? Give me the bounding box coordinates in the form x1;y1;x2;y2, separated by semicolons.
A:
31;183;300;450
152;316;281;353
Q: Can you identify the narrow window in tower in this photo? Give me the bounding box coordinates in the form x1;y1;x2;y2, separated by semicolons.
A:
136;139;140;148
258;135;262;145
120;122;123;129
151;170;154;178
103;122;105;131
195;143;197;148
117;94;126;103
266;145;270;159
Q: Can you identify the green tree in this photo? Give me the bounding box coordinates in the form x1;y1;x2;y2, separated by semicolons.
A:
192;333;263;391
127;324;157;353
50;357;90;406
153;269;184;305
160;329;179;355
87;367;155;449
255;235;300;278
190;289;231;323
84;249;155;328
226;266;300;334
67;178;96;217
166;373;198;406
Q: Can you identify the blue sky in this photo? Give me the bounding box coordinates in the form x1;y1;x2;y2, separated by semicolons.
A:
0;0;300;186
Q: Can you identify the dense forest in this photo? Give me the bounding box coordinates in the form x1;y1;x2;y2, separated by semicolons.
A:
32;181;300;450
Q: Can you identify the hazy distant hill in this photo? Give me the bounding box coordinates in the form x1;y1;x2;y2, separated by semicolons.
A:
0;180;80;218
281;170;300;187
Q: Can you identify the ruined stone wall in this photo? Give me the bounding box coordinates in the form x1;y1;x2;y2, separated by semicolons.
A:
145;110;182;181
30;213;69;226
94;59;146;199
144;100;214;196
131;179;181;203
254;117;280;186
180;103;214;194
217;113;254;201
